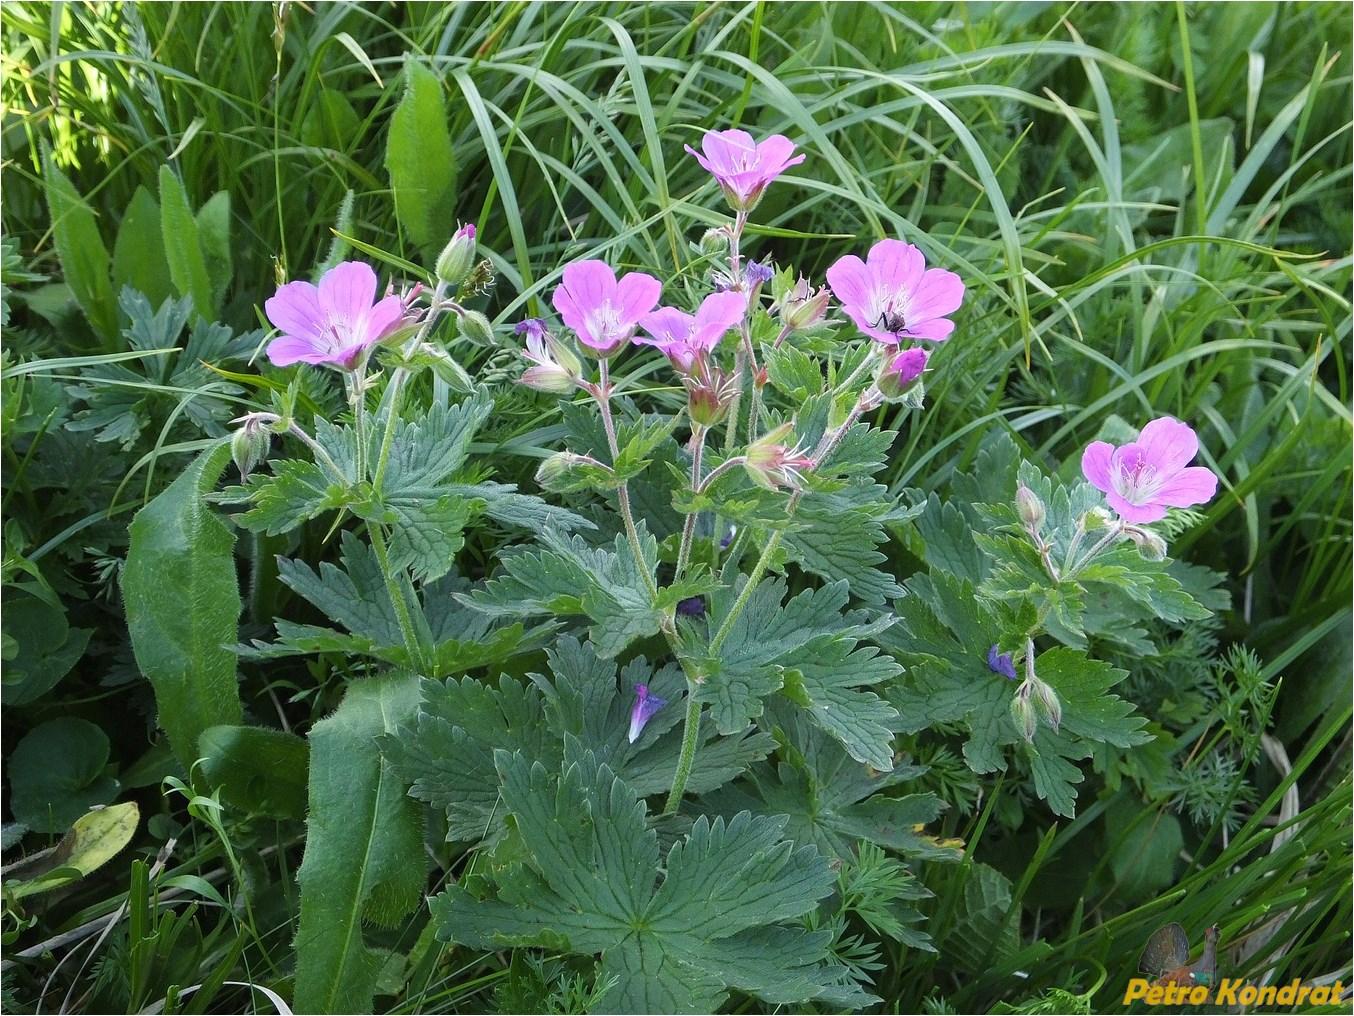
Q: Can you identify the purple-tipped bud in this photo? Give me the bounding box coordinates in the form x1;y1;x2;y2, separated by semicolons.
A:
1016;483;1046;530
676;597;706;618
987;644;1017;681
435;222;478;287
514;318;550;341
877;347;929;400
628;684;668;743
745;260;773;287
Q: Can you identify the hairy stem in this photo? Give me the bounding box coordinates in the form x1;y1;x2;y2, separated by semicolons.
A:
675;425;707;580
663;690;704;815
596;359;659;600
367;523;432;675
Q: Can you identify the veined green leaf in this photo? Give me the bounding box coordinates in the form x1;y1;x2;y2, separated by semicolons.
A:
294;673;426;1014
385;57;457;258
158;166;214;321
123;440;242;771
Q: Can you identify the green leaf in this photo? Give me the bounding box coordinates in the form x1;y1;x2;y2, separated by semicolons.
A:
1103;796;1183;902
123;441;243;771
701;707;955;866
111;186;174;306
233;458;350;535
41;148;117;341
763;343;826;402
468;528;661;658
0;595;92;706
941;863;1020;970
198;725;309;820
194;191;233;310
694;580;897;768
8;718;120;833
385;57;457;257
783;487;909;603
294;673;427;1015
382;493;475;584
430;749;847;1013
158;166;214;321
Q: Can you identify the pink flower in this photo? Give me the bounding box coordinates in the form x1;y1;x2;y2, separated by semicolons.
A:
551;260;662;357
826;239;965;344
264;261;408;370
628;684;667;743
1081;418;1219;523
635;290;746;372
684;129;806;212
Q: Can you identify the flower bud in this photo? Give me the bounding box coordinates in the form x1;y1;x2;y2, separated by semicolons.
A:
231;421;271;482
877;347;929;400
745;260;773;288
684;365;739;428
518;328;583;394
435;223;477;287
700;228;730;257
1127;527;1168;561
1016;482;1046;530
535;451;606;493
1029;677;1061;734
777;276;831;332
744;422;814;491
462;259;495;297
1010;684;1038;744
1081;506;1114;530
457;309;495;346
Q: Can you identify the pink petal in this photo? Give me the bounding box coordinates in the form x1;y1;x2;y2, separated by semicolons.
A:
836;303;894;343
1154;466;1218;508
561;260;618;311
907;268;966;322
1136;417;1199;475
317;261;379;325
1081;441;1115;493
903;317;954;342
366;294;407;343
614;271;663;322
637;307;693;348
754;134;804;173
868;239;925;293
264;280;326;342
693;290;745;334
267;335;331;366
1106;489;1166;523
702;129;756;171
683;144;714;174
825;255;873;309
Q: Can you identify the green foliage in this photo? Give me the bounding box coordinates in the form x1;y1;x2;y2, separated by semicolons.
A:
7;717;120;833
39;146;117;343
123;441;243;772
431;747;855;1013
198;725;309;820
294;673;427;1015
386;56;458;259
157;166;216;324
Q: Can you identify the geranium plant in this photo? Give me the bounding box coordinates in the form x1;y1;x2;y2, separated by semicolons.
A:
123;125;1222;1014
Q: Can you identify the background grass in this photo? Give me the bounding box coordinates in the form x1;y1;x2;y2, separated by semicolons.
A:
3;2;1350;1013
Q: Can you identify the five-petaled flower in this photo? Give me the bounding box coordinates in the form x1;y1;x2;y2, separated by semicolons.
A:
264;261;408;370
636;291;746;373
685;129;805;212
552;260;662;357
628;684;667;743
826;239;965;344
1081;418;1218;524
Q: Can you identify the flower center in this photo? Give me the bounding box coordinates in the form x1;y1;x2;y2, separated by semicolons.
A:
587;300;625;343
874;289;909;334
1115;450;1163;504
